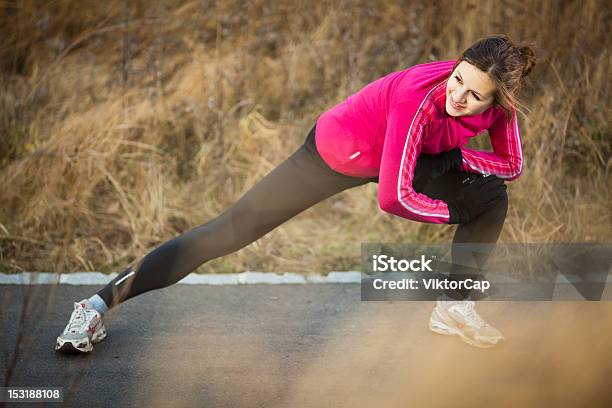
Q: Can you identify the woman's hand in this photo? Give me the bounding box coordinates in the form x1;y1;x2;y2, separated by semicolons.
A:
413;148;463;192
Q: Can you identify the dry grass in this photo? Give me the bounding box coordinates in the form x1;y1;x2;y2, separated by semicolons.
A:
0;0;610;273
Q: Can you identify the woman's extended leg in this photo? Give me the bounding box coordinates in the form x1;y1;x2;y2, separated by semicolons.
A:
96;125;377;309
56;124;379;352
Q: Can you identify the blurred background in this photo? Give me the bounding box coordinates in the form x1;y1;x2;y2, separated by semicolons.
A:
0;0;610;274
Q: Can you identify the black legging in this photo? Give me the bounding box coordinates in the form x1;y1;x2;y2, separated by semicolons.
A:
98;124;508;307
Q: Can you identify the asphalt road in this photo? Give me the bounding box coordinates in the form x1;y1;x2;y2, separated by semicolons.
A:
1;284;612;408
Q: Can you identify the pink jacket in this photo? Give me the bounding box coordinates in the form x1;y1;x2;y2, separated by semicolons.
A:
314;60;523;224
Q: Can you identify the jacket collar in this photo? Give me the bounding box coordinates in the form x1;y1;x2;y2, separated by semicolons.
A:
431;80;449;117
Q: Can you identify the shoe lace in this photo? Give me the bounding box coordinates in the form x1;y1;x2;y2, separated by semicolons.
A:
458;301;487;328
67;303;92;333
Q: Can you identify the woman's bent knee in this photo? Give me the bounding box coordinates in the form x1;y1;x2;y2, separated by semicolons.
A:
488;187;509;219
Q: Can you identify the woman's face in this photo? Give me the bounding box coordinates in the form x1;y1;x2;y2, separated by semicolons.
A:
445;61;497;117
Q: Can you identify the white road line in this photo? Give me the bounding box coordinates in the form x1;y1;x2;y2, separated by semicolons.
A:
2;272;610;286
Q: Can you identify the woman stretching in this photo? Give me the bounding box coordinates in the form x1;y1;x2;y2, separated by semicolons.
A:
56;34;536;352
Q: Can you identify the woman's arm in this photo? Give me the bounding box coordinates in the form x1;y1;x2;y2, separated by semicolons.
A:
459;109;524;181
378;101;452;224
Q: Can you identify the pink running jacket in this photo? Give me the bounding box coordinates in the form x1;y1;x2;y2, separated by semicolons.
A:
314;60;523;224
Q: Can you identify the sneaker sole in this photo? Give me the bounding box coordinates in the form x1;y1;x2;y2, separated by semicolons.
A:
55;337;93;353
429;309;498;349
55;325;107;354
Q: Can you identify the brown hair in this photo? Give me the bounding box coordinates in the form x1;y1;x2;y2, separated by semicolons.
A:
452;34;537;121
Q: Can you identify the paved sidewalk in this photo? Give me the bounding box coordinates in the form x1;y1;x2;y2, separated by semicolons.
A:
2;284;611;407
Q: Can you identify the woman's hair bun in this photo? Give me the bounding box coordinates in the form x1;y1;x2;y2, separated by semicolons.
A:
519;44;537;78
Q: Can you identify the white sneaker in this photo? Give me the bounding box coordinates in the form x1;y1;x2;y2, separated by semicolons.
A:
55;300;107;353
428;299;504;348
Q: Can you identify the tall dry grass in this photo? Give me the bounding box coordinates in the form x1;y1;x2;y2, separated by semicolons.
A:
0;0;610;273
